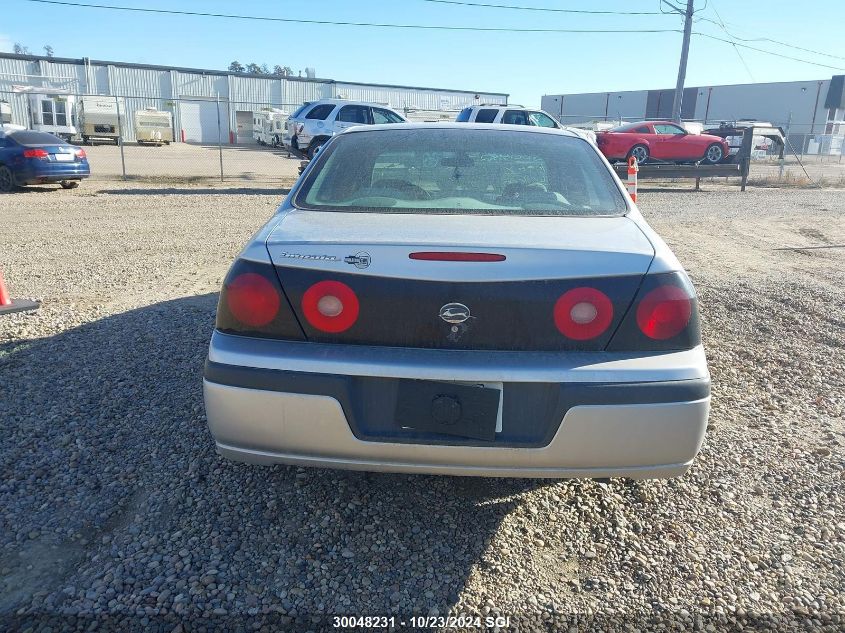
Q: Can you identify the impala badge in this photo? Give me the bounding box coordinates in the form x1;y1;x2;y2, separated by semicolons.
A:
344;252;371;269
439;303;471;324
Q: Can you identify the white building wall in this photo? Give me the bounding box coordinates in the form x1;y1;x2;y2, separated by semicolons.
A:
283;79;334;109
335;82;505;110
544;78;835;137
175;72;229;99
1;53;507;143
693;80;830;134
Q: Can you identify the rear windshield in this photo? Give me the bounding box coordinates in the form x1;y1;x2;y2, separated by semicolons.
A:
290;103;311;118
455;108;472;122
610;122;650;132
305;104;335;120
295;128;627;216
9;131;67;145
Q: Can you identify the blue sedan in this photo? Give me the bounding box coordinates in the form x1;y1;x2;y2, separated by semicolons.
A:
0;129;90;192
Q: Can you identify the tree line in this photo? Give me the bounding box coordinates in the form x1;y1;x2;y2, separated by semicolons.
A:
228;61;295;77
13;43;54;57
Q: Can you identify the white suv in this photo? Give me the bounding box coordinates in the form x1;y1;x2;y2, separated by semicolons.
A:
283;99;407;158
456;105;595;143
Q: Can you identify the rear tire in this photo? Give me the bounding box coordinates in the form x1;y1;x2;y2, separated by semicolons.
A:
307;138;326;159
60;180;79;189
703;143;724;164
0;165;16;193
627;144;649;164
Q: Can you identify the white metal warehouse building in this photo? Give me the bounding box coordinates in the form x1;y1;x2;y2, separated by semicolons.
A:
542;75;845;153
0;52;508;143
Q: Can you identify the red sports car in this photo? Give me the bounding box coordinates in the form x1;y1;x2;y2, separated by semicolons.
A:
595;121;729;165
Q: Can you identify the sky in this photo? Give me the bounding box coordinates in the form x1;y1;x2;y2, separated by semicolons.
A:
2;0;844;106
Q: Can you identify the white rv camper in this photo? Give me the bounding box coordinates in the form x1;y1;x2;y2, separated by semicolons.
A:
402;108;462;123
0;101;12;125
253;109;288;146
78;95;123;144
134;108;173;145
28;93;78;140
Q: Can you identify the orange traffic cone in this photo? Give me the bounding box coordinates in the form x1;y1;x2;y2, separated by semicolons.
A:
626;156;639;203
0;269;40;315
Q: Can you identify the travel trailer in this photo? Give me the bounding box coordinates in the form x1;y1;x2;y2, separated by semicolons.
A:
402;108;462;123
78;95;123;144
134;108;173;145
253;108;288;146
28;93;78;140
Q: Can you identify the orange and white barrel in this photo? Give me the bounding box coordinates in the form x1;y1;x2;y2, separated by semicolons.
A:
626;156;638;202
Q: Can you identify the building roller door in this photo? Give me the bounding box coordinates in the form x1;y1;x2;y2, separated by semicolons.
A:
179;100;223;143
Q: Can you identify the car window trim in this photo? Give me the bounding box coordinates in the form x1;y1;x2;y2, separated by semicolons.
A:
291;129;631;217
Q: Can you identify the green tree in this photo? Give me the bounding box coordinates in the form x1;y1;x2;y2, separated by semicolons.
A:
44;44;54;57
228;61;245;73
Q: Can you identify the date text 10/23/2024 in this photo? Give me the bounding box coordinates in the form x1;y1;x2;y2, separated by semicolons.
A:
332;615;512;629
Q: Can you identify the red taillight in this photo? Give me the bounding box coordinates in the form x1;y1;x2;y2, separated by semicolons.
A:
225;273;280;328
302;280;359;333
636;285;691;340
409;252;506;262
75;149;87;158
553;287;613;340
23;148;49;159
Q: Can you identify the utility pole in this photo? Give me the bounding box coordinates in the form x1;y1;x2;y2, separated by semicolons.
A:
671;0;695;123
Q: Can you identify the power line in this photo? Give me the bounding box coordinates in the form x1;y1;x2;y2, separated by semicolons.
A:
709;2;753;82
659;0;707;16
20;0;681;33
18;0;845;70
418;0;664;16
694;15;845;61
693;32;845;71
665;0;844;63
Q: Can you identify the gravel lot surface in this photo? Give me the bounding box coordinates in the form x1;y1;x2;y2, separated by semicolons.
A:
1;182;844;631
83;143;302;184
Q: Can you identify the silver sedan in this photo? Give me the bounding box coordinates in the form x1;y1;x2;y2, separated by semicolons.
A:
203;123;710;478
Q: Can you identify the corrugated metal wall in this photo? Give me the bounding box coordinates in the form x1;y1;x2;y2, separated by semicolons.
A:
544;78;835;137
175;71;228;99
282;79;333;108
334;82;505;110
541;90;650;124
1;54;508;143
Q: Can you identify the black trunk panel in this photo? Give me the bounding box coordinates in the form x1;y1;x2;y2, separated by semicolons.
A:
274;266;643;351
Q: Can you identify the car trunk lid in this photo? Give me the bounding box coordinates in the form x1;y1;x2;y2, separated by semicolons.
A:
24;144;83;163
266;210;654;351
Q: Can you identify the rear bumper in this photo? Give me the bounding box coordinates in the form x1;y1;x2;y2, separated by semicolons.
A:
16;163;90;184
204;334;710;478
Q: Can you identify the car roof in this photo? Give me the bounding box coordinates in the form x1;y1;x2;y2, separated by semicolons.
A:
305;98;402;109
339;121;582;138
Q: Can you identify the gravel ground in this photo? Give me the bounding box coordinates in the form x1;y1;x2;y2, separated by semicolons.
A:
1;182;843;632
82;142;303;184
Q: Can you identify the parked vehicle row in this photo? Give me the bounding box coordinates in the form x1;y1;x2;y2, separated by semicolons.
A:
277;100;729;166
7;94;173;146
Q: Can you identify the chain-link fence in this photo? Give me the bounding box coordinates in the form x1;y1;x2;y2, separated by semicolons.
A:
1;90;308;185
3;90;843;186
